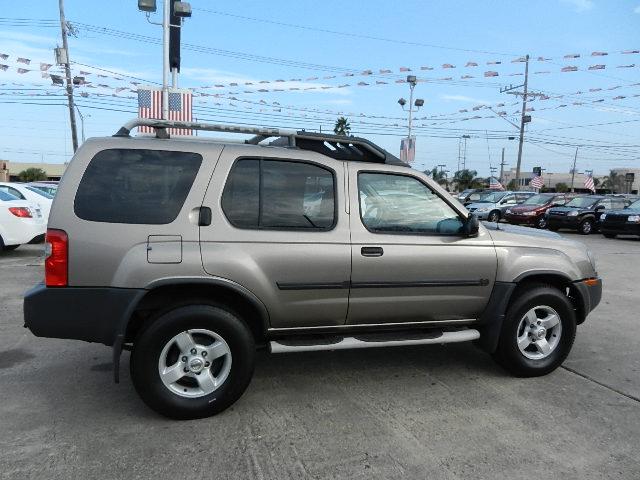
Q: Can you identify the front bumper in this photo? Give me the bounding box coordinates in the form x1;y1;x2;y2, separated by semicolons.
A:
505;213;540;225
572;277;602;322
547;215;580;229
24;283;145;346
601;222;640;236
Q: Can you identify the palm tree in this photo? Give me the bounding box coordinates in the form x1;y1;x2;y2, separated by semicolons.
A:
424;167;449;189
601;170;621;193
453;169;478;191
333;117;351;136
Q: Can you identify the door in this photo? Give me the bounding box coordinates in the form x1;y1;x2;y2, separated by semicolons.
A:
347;164;497;325
199;147;351;328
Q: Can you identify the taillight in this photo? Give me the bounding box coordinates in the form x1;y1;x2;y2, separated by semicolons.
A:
8;207;32;218
45;229;68;287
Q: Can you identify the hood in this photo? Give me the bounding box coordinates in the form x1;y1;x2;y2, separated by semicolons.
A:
548;206;588;214
483;222;563;241
508;204;546;213
466;201;496;210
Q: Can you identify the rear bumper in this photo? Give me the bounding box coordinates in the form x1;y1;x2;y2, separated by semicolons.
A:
2;219;46;246
24;283;145;346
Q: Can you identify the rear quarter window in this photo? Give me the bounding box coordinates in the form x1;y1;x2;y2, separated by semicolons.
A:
74;148;202;224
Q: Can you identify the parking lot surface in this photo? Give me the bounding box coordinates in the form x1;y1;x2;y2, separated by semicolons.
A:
1;233;639;479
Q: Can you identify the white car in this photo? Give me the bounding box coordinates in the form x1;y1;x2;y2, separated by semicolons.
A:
0;182;54;221
28;182;59;196
0;190;46;251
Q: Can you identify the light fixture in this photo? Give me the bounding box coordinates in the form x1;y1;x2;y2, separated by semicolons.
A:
414;99;424;107
398;98;407;106
138;0;157;12
173;1;192;17
406;75;417;84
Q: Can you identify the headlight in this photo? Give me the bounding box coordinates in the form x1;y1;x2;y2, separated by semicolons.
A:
476;207;490;212
567;210;579;217
505;209;512;214
600;213;607;220
627;215;640;223
586;249;597;272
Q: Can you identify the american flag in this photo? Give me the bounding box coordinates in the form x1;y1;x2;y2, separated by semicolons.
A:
138;88;192;135
489;177;505;190
530;174;544;189
584;174;595;192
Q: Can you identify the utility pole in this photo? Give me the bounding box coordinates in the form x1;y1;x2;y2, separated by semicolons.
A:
58;0;78;152
514;54;529;186
162;0;170;119
570;147;578;192
499;147;506;183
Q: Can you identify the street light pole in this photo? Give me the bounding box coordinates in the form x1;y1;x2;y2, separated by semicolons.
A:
162;0;170;120
58;0;79;153
408;81;415;140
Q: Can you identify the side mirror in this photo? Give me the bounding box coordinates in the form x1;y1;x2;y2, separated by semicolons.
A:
595;205;605;211
462;213;480;237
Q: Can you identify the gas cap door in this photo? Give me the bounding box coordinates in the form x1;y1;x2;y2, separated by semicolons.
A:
147;235;183;264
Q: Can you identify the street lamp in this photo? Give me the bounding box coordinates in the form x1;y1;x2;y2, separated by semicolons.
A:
397;74;424;141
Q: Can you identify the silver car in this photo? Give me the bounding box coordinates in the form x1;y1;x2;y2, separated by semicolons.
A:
24;119;602;419
466;191;535;222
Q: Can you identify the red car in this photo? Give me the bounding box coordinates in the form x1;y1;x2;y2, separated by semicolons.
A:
504;193;571;229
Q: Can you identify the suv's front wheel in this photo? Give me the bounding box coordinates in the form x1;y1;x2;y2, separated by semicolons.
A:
130;304;255;419
493;285;576;377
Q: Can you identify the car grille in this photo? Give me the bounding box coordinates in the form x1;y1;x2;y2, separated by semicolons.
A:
605;215;627;225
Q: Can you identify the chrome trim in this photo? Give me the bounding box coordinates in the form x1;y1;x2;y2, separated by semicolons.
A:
268;318;477;334
270;329;480;353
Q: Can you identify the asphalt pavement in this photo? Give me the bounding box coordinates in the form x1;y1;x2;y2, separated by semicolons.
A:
1;234;639;479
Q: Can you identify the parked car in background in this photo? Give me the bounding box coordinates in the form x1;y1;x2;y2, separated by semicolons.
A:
28;181;59;197
504;193;572;229
546;195;629;235
0;182;54;221
0;190;46;251
456;188;491;206
600;198;640;238
466;191;536;222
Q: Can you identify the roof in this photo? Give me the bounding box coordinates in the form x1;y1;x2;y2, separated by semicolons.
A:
114;118;407;166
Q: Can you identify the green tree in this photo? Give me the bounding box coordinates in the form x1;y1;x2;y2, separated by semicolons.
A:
453;169;478;191
601;170;622;193
555;182;569;193
424;167;449;189
333;117;351;136
18;168;47;182
506;179;518;191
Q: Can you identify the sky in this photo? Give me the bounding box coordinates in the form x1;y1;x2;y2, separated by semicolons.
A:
1;0;639;177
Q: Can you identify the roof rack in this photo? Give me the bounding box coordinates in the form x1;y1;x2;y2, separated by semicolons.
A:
114;118;406;165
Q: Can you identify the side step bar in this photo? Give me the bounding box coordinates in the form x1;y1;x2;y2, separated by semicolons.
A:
270;328;480;354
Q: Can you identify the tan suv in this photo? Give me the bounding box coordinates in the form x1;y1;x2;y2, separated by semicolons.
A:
24;119;602;419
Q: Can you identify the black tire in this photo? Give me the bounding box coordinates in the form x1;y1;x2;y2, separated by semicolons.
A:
492;284;576;377
535;216;547;229
130;304;255;420
579;218;594;235
3;245;19;251
487;210;501;223
548;225;559;232
603;233;616;239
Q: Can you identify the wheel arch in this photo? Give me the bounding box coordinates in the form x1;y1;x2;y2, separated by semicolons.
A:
124;277;270;348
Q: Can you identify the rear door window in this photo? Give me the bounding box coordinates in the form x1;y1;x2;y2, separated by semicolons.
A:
74;149;202;224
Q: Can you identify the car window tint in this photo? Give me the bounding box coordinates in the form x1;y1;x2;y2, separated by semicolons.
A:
358;173;463;235
598;199;612;209
0;190;18;201
74;149;202;224
222;159;335;230
0;186;26;199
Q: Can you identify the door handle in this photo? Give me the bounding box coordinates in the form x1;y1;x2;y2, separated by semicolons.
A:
361;246;384;257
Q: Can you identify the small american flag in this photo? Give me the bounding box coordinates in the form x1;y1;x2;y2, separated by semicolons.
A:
530;174;544;189
489;177;504;190
138;87;192;135
584;174;595;192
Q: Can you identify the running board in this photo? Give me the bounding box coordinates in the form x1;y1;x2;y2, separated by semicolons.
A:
270;328;480;353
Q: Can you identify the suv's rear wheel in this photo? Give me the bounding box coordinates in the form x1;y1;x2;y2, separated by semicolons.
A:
493;285;576;377
130;304;255;419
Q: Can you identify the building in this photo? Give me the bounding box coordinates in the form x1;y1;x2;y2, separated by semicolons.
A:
0;161;67;182
500;168;638;194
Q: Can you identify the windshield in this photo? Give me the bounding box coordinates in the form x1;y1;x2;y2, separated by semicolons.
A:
26;186;54;199
0;190;19;201
566;197;599;208
522;194;552;206
478;191;507;203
